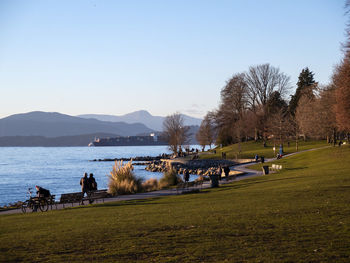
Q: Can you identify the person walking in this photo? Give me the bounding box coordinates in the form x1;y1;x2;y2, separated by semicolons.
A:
88;173;97;191
224;166;230;181
184;169;190;187
80;173;89;196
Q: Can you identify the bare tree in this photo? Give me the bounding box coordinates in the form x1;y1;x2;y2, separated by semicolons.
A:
295;95;317;138
267;109;288;145
215;73;249;146
163;113;190;155
245;64;291;140
317;86;337;142
295;84;336;142
196;112;216;151
334;55;350;134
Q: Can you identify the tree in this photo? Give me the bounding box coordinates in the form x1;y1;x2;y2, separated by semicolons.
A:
215;73;249;146
289;67;316;116
244;63;291;140
334;58;350;132
245;64;290;109
196;112;216;151
295;85;336;142
162;113;190;155
295;94;317;138
333;52;350;133
330;1;350;138
265;91;289;146
266;91;288;115
317;86;337;143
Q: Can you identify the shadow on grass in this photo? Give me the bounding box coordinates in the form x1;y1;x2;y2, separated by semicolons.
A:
69;198;163;210
70;190;210;210
210;175;312;192
284;167;308;171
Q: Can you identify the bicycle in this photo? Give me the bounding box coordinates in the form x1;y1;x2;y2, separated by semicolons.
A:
21;188;49;213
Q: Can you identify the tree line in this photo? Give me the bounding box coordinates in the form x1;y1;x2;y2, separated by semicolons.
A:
196;59;349;151
163;3;350;154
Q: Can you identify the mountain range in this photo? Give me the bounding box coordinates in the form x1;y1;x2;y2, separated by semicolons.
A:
78;110;202;131
0;111;153;137
0;111;201;146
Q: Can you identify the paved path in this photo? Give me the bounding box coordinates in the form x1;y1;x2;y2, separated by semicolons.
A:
0;146;329;216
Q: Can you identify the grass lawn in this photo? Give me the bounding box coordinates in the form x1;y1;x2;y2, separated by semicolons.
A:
1;145;350;262
200;139;328;159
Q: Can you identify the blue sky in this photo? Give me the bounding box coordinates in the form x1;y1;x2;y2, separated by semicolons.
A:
0;0;346;119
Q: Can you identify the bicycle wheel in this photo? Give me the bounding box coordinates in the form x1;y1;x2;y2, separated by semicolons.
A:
21;200;32;213
38;199;49;212
21;202;29;213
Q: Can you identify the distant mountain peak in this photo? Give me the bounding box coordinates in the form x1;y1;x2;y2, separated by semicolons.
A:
125;110;153;118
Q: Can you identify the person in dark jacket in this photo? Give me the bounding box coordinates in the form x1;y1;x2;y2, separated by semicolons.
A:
35;185;50;197
223;166;230;180
184;169;190;183
88;173;97;191
80;172;89;196
34;185;50;212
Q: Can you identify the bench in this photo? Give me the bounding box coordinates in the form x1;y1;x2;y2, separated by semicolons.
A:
59;192;84;208
271;164;282;171
47;195;56;210
83;189;111;204
176;180;204;194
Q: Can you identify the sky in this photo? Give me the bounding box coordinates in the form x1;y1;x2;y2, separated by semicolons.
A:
0;0;347;119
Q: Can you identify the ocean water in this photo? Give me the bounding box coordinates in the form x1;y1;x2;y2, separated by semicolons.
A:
0;146;182;206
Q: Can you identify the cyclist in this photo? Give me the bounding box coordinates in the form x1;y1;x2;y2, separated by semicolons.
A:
35;185;51;198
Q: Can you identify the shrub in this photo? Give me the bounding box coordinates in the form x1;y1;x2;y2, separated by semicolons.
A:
107;160;143;195
159;166;183;188
142;178;159;192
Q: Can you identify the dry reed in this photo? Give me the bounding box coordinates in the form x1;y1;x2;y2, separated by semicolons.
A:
107;160;142;195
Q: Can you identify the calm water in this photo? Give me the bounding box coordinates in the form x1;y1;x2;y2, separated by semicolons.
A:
0;146;182;206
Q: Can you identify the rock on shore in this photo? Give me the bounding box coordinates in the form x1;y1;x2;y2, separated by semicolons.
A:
91;154;171;162
145;159;236;176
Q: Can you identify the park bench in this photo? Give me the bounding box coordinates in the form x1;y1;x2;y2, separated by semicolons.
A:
176;180;204;194
47;195;56;210
271;164;282;171
83;189;111;204
59;192;84;208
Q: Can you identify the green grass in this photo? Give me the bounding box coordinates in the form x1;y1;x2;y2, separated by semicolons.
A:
1;145;350;262
200;139;328;159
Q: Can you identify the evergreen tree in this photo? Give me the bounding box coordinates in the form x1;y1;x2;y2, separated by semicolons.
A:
289;67;315;116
